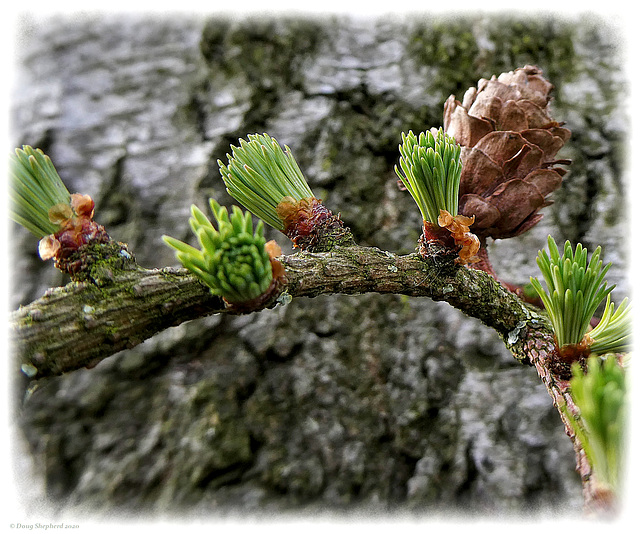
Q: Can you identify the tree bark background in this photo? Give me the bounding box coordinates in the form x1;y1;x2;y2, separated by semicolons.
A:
9;13;628;518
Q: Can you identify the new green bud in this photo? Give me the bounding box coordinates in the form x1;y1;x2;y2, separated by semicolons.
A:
568;355;627;492
394;128;462;224
218;133;315;231
163;199;275;303
10;145;72;237
530;236;631;354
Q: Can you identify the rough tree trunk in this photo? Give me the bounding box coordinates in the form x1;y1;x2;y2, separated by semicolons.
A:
10;13;627;517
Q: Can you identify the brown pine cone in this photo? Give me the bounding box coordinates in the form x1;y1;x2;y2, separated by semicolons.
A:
444;65;570;240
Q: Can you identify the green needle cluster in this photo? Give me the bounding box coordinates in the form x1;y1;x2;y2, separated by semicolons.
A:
568;355;627;491
10;145;72;237
163;199;274;303
394;128;462;224
218;133;315;231
530;236;631;353
588;295;632;354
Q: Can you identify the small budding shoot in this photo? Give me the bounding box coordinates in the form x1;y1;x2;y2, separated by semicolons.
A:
163;199;285;306
530;236;632;375
395;128;479;264
566;355;627;499
9;146;110;274
218;133;350;251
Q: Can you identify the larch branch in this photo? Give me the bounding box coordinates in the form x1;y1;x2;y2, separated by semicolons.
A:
11;245;537;380
9;243;606;512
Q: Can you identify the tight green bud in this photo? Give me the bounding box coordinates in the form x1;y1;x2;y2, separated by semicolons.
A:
163;199;276;304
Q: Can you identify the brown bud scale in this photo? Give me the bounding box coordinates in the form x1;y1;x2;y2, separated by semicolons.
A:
276;197;350;251
547;337;592;380
418;210;480;265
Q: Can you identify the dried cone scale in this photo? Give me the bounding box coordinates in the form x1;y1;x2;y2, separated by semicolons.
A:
444;65;571;241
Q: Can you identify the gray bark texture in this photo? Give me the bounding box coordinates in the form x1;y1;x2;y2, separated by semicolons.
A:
10;13;628;519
